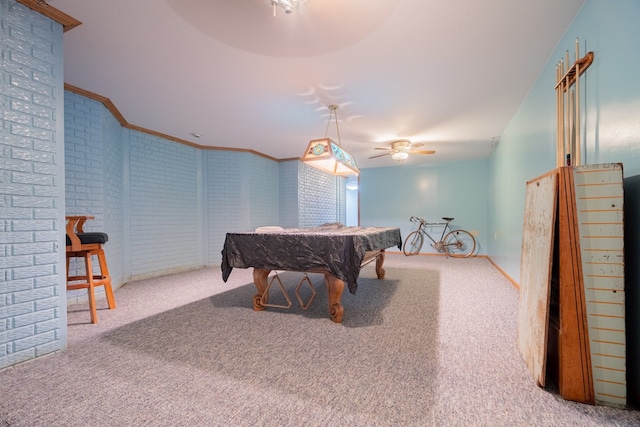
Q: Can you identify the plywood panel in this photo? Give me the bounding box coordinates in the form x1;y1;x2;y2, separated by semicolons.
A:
558;166;593;403
518;170;558;387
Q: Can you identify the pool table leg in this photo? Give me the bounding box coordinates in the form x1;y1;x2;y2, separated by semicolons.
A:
253;256;388;323
324;273;345;323
375;249;386;279
252;268;270;311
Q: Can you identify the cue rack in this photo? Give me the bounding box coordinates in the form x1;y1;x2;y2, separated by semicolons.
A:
555;38;594;167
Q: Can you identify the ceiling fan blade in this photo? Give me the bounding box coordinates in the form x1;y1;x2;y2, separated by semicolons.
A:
409;143;424;149
374;147;392;150
368;152;392;159
409;150;436;155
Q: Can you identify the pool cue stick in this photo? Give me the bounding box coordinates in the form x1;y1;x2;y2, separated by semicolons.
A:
569;88;574;166
575;39;581;166
557;60;566;167
564;50;571;165
556;63;562;167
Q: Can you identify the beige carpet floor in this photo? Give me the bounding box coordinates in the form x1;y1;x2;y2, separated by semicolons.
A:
1;254;639;426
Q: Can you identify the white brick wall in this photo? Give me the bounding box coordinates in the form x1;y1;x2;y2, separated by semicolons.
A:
1;0;65;369
102;99;124;287
208;150;247;264
279;160;299;227
62;94;349;285
128;131;201;278
207;150;282;265
248;154;279;229
299;164;344;227
64;93;105;301
64;91;124;302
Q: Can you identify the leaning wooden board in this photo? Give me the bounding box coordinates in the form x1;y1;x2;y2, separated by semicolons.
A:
557;166;593;403
517;170;558;387
518;164;626;408
572;163;626;407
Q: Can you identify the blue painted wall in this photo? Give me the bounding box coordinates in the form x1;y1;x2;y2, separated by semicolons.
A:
488;0;640;280
360;159;489;255
488;0;640;403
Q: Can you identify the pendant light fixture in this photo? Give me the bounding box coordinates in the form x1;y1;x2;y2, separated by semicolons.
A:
301;105;360;176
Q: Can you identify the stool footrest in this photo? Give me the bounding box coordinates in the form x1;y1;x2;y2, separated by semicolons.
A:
67;277;110;290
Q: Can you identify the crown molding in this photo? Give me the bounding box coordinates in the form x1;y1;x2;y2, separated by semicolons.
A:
64;84;282;161
16;0;81;32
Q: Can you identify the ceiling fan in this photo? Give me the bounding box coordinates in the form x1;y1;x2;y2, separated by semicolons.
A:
368;140;435;160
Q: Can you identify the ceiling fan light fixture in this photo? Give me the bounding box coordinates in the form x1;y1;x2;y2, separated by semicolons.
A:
302;105;360;176
391;151;409;161
269;0;307;16
369;139;435;160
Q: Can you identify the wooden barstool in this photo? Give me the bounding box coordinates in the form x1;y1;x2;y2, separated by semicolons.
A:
65;215;116;323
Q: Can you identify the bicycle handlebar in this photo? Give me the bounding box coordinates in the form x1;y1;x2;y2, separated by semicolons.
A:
409;216;426;224
409;216;451;225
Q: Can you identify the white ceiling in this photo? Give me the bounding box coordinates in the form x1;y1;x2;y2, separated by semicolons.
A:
49;0;585;169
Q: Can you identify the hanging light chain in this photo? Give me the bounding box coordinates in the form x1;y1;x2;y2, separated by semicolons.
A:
324;105;342;146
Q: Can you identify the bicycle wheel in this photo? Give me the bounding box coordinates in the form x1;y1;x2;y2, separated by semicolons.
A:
403;230;423;256
443;229;476;258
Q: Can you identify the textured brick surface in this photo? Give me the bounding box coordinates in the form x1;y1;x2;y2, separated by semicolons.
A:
129;132;201;277
299;164;345;227
1;0;65;369
64;92;124;301
208;150;251;265
279;161;300;227
248;155;279;229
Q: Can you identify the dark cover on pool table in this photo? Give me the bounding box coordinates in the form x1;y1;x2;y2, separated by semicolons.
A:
221;223;402;293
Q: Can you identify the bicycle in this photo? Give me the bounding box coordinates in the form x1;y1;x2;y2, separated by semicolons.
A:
403;216;476;258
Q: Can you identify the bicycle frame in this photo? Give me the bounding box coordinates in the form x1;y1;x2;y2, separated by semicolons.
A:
415;219;451;250
404;216;476;258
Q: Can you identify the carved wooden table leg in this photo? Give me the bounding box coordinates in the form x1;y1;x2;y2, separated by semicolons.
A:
324;273;345;323
375;248;386;279
252;268;271;311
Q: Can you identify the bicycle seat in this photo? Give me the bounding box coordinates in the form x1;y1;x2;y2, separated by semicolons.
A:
442;217;454;221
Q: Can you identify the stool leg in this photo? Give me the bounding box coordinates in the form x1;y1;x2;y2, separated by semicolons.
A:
97;250;116;310
84;253;98;324
66;255;71;283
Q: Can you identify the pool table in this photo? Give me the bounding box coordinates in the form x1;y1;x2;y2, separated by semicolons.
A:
221;223;402;322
